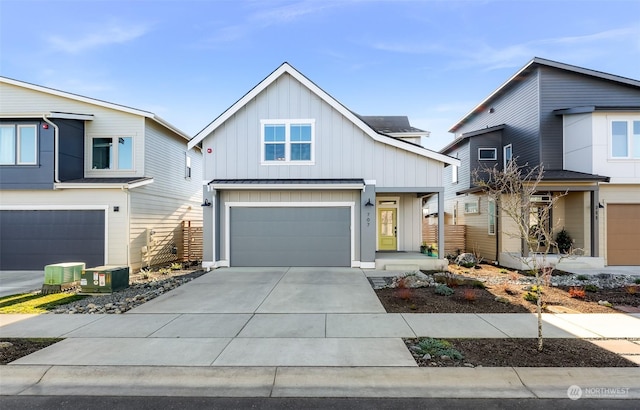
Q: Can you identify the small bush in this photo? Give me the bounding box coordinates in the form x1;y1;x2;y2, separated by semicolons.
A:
499;269;509;274
626;285;638;295
472;280;486;289
576;274;589;281
635;278;640;285
416;338;464;360
171;263;182;270
584;284;598;293
395;288;413;301
462;288;477;302
434;284;454;296
568;287;586;299
523;292;538;303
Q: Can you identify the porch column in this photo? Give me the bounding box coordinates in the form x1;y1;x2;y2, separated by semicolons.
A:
202;187;216;269
591;189;600;257
437;188;444;257
360;183;376;268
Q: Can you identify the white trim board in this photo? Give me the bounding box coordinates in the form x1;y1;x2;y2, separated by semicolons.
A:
223;201;356;266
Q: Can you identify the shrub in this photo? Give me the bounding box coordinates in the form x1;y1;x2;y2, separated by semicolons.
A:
434;284;454;296
584;284;598;293
576;274;589;281
499;269;509;275
171;263;182;270
395;277;409;289
416;338;464;360
568;287;586;299
523;292;538;303
555;228;573;253
395;287;413;301
462;288;477;302
635;278;640;285
626;285;638;295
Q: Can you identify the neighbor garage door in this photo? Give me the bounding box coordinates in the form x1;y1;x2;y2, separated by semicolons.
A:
0;210;105;270
230;207;351;267
607;204;640;265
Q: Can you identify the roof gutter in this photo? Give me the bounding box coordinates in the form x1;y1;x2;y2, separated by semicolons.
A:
42;114;60;183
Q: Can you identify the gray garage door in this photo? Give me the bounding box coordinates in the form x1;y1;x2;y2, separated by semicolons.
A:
230;207;351;267
0;210;105;270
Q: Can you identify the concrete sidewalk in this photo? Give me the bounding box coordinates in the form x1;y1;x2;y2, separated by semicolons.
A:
1;267;639;398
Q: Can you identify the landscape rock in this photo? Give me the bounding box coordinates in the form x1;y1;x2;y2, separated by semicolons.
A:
455;253;477;267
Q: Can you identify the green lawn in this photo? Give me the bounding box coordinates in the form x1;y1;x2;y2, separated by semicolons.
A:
0;293;86;314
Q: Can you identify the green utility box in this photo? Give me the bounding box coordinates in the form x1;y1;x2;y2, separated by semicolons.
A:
44;262;86;285
80;266;130;293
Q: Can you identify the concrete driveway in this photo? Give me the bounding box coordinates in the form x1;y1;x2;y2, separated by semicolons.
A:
0;271;43;298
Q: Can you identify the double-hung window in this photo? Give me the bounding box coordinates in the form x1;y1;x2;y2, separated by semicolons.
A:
91;136;133;170
0;124;37;165
611;119;640;159
261;119;314;164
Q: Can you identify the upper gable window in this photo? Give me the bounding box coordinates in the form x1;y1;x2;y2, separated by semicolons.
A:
92;136;133;170
261;119;314;164
478;148;497;161
0;124;38;165
611;119;640;159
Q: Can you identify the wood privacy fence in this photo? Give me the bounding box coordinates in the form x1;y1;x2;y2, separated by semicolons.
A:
422;223;466;256
181;220;203;263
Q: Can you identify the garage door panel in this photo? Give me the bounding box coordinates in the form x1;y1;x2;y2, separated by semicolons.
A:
230;207;351;267
607;204;640;266
0;210;105;270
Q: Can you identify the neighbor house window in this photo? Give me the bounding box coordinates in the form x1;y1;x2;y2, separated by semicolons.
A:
478;148;497;160
464;201;479;214
488;199;496;235
611;119;640;159
185;153;192;179
0;124;37;165
92;136;133;170
503;144;513;169
261;119;314;163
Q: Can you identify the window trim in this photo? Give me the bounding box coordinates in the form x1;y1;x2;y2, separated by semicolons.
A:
503;144;512;169
464;201;479;214
478;147;497;161
185;152;192;179
260;119;315;165
609;118;640;159
0;123;38;166
90;135;134;171
488;199;496;235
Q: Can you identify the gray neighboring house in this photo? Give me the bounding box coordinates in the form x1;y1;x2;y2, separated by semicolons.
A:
188;63;459;269
429;57;640;269
0;76;203;271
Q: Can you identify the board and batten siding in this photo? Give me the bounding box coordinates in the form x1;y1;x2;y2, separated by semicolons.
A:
218;190;360;261
203;73;443;187
0;189;129;266
128;120;202;270
0;82;146;179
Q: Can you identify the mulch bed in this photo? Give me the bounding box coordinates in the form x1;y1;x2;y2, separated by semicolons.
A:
0;338;62;365
405;338;639;367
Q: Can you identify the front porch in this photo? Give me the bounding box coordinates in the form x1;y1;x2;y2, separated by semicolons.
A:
499;252;605;271
374;251;448;271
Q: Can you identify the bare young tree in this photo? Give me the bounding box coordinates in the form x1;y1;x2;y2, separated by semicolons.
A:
473;160;567;352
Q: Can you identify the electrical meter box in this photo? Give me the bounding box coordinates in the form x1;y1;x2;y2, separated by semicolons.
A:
80;266;130;293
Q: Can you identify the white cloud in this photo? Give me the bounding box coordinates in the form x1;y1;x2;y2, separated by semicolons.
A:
47;22;151;54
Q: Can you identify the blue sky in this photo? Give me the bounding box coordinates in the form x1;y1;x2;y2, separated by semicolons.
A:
2;0;639;150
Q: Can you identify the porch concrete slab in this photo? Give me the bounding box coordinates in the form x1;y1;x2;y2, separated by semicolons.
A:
514;367;640;399
212;338;417;367
326;314;416;338
0;314;104;338
62;314;179;337
148;314;252;338
238;314;325;337
477;313;588;338
401;313;508;338
12;365;276;397
272;367;532;398
589;339;640;355
552;313;640;338
10;338;231;366
0;365;51;395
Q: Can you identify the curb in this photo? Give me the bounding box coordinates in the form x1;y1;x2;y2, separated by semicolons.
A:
1;365;639;399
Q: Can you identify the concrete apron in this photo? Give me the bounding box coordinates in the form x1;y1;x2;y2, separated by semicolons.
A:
3;267;417;367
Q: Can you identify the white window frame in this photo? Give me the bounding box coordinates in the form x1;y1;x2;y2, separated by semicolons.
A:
0;124;38;165
185;152;192;179
488;199;496;235
260;119;315;165
503;144;513;169
478;148;497;161
464;200;479;214
609;118;640;159
90;136;134;171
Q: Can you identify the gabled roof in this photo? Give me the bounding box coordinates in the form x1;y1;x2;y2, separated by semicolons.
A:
188;63;458;166
358;115;430;136
440;124;506;154
449;57;640;133
0;76;190;141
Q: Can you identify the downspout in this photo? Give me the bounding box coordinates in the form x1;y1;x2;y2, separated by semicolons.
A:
122;185;131;269
42;115;60;183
